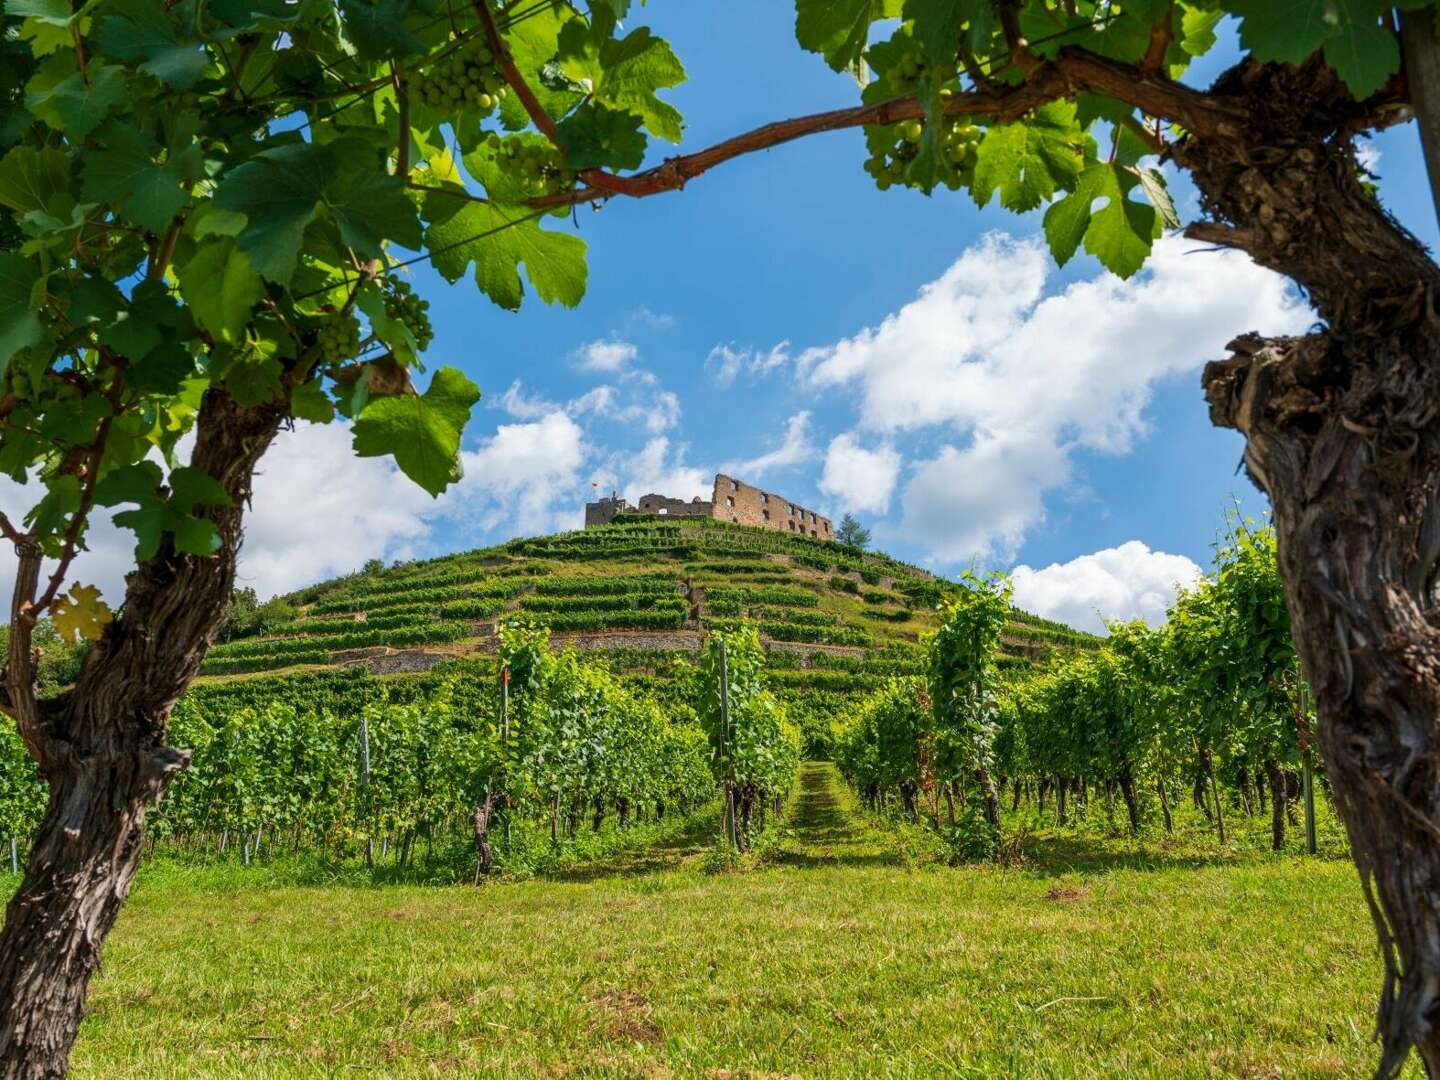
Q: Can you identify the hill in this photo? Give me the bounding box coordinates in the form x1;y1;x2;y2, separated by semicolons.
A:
196;516;1099;742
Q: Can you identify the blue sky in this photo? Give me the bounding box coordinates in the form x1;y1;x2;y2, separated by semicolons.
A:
22;4;1438;633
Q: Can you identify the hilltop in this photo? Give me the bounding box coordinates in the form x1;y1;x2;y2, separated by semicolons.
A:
194;517;1097;743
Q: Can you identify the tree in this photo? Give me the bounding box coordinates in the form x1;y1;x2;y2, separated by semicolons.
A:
2;0;1439;1072
835;513;871;550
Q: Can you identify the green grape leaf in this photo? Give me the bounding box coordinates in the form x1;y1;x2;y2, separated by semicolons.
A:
590;27;687;144
213;142;335;283
556;102;647;170
1043;161;1158;278
0;253;44;373
352;366;480;496
338;0;425;60
169;465;234;511
0;145;70;217
903;0;976;63
425;198;587;311
290;379;335;424
795;0;902;73
326;171;423;257
98;0;210;89
971;102;1087;213
24;63;127;138
83;119;191;234
1323;13;1400;98
1233;0;1397;97
176;239;263;345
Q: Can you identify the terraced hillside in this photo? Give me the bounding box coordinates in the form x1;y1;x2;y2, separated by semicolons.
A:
197;518;1096;739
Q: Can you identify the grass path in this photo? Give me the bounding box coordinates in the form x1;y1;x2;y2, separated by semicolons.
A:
53;766;1419;1078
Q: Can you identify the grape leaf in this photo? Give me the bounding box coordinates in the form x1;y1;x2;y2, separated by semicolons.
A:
1323;9;1401;98
176;239;263;345
98;0;210;89
51;583;113;645
0;253;44;373
0;145;70;216
971;102;1087;213
1233;0;1399;98
83;119;193;234
213;142;334;283
352;366;480;495
338;0;425;60
24;63;126;138
1043;162;1158;278
795;0;902;73
425;198;587;311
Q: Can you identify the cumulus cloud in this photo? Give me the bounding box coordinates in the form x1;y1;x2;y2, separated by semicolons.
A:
494;380;558;420
573;338;639;372
569;384;681;434
456;411;587;535
724;411;817;480
797;232;1311;561
613;437;712;503
1010;540;1204;634
819;433;901;515
705;341;791;386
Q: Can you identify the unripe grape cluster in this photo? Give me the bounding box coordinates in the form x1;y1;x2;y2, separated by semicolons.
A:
412;40;509;116
315;312;361;364
481;132;577;195
864;113;982;192
383;279;433;351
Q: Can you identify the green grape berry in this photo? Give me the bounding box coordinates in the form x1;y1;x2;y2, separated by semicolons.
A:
383;280;434;352
316;313;361;364
412;37;507;118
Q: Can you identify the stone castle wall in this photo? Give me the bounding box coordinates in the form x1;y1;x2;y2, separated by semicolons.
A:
710;474;832;539
585;475;831;540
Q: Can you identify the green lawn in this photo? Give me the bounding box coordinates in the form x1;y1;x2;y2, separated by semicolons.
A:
38;762;1408;1077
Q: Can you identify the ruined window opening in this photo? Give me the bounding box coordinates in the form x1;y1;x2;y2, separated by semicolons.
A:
788;520;795;530
731;515;738;523
730;480;737;492
762;509;770;521
725;496;734;508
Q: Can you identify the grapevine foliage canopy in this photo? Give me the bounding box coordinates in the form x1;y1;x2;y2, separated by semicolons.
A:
0;0;687;628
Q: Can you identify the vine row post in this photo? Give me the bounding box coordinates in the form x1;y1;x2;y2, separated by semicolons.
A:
359;713;373;869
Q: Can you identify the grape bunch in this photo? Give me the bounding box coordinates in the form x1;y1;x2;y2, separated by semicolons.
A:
412;40;509;116
864;113;982;192
481;132;577;195
315;312;361;364
383;279;433;351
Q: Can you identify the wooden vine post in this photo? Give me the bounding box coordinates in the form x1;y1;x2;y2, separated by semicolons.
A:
358;713;373;869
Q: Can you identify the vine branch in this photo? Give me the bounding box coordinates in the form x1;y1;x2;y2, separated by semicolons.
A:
528;49;1243;211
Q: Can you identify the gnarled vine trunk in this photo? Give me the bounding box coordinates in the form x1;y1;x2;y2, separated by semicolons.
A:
1190;59;1440;1075
0;390;280;1078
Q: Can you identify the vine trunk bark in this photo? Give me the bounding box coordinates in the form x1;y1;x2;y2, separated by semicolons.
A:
1188;58;1440;1074
0;389;281;1077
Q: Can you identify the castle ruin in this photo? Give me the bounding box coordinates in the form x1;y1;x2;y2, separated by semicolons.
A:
585;474;833;540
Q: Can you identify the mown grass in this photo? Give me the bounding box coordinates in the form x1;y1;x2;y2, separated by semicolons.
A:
20;762;1408;1078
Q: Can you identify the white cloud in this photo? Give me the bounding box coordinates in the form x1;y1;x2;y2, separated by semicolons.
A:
243;423;438;596
494;380;558;420
456;411;587;535
819;433;901;514
569;384;680;434
1010;541;1204;635
573;338;638;372
1356;138;1381;173
705;341;791;386
724;411;816;480
798;232;1311;561
614;437;712;503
